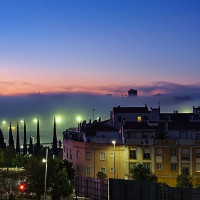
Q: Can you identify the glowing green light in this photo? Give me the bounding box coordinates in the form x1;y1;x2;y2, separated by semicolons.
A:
20;120;24;123
76;116;81;122
2;120;6;124
33;119;37;123
55;116;61;123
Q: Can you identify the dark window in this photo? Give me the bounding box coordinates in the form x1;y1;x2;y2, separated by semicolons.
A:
171;163;177;171
118;116;122;122
130;149;136;159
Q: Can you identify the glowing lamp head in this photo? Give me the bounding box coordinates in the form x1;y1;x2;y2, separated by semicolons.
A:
112;140;116;145
76;116;81;122
2;120;6;124
42;158;47;163
33;118;37;123
20;120;24;123
55;116;61;123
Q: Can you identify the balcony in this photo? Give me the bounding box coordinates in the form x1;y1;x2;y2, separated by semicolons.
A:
126;138;154;145
90;138;124;144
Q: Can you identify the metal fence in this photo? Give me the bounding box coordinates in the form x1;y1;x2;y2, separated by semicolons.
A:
75;176;108;200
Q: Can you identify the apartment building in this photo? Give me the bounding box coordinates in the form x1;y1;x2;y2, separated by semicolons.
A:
63;106;200;187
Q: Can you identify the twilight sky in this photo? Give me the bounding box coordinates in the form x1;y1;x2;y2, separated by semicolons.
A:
0;0;200;96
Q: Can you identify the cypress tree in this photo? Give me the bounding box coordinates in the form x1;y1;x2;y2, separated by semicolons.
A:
0;129;6;149
36;117;40;148
16;122;20;153
23;121;27;155
8;122;14;148
28;135;33;155
52;117;58;156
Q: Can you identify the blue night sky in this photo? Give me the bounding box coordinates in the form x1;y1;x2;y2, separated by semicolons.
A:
0;0;200;96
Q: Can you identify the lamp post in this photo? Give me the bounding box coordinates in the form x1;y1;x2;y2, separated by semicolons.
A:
42;148;48;200
112;140;116;179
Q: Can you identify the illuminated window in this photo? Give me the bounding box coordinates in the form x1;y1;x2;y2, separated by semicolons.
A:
100;152;106;161
196;164;200;172
137;116;142;122
110;168;114;173
86;166;91;173
156;163;163;170
110;152;114;158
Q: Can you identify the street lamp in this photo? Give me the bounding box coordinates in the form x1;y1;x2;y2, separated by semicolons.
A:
112;140;116;179
43;148;48;200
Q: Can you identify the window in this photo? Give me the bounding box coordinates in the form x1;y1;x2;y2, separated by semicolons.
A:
196;132;200;140
129;163;136;173
77;150;80;158
143;163;150;173
156;163;163;170
156;148;162;156
86;166;91;173
66;149;68;158
130;148;136;159
171;163;177;171
182;149;190;160
196;164;200;172
77;165;80;172
100;152;106;161
182;164;189;173
86;152;91;160
196;149;200;158
118;116;122;122
110;152;114;158
110;168;114;173
144;148;151;159
70;149;72;159
171;148;177;156
137;116;142;122
100;167;106;173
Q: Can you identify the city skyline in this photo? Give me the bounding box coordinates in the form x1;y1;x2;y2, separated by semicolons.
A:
0;0;200;96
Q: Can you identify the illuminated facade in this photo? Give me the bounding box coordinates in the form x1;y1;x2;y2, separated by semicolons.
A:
63;106;200;187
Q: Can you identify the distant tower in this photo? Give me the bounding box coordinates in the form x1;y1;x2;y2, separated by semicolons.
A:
16;122;20;153
23;121;27;155
128;89;137;97
52;117;58;156
8;122;14;148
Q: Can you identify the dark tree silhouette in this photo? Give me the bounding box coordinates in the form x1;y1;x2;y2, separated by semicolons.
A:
8;122;14;148
23;121;27;155
28;135;33;155
52;117;58;156
16;122;20;153
0;129;6;150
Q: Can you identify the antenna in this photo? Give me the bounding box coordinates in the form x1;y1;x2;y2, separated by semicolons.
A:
92;108;95;121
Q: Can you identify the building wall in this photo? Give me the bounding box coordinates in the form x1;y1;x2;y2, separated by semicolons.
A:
63;138;200;187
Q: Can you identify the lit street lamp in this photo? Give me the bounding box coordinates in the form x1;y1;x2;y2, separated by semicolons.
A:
43;148;48;200
112;140;116;179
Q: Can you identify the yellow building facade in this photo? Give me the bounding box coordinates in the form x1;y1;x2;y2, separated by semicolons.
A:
63;138;200;188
